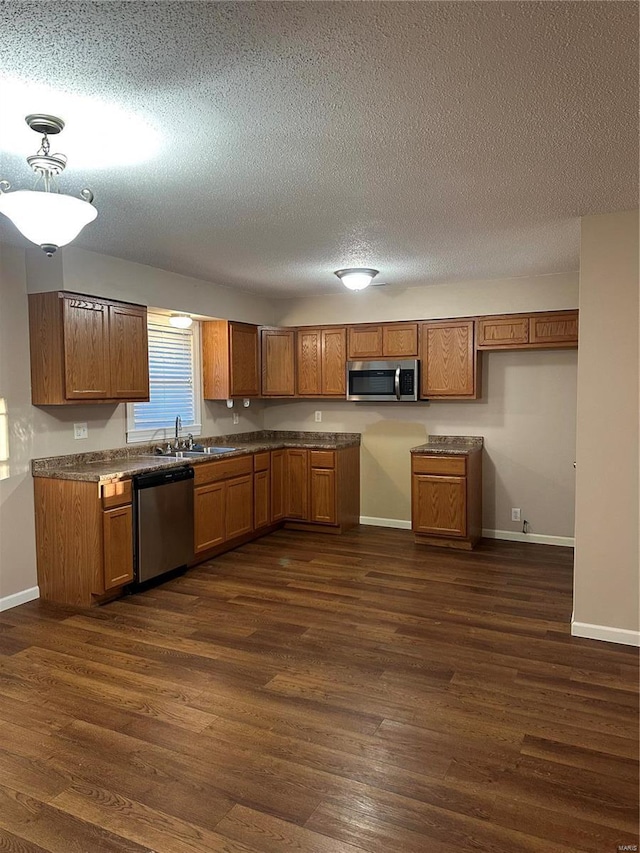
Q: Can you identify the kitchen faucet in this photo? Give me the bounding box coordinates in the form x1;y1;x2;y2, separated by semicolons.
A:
174;415;182;449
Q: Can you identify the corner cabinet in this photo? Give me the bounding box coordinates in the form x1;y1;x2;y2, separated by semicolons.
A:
34;477;134;606
202;320;259;399
411;451;482;550
420;319;480;399
28;292;149;405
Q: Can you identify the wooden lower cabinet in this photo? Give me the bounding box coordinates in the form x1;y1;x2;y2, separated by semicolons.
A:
285;449;309;519
411;450;482;549
284;446;360;532
254;469;271;529
194;481;225;552
103;504;134;589
34;477;134;606
271;450;286;522
193;455;254;555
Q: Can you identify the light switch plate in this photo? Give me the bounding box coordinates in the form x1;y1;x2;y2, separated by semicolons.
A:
73;422;88;440
232;413;239;425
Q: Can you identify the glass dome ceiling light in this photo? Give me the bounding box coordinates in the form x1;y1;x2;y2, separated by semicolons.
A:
334;267;379;291
0;114;97;257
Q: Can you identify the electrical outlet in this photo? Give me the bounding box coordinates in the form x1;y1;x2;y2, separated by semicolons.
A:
232;413;239;425
511;507;521;522
314;411;322;423
73;422;88;440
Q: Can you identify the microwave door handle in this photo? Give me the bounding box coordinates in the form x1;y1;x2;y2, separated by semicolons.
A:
394;366;401;400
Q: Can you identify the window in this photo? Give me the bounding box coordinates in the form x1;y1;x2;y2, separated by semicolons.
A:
126;313;202;443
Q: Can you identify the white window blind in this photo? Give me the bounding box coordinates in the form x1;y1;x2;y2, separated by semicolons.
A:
126;315;201;443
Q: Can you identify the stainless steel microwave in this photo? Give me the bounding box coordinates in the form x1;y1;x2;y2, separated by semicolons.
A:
346;359;420;401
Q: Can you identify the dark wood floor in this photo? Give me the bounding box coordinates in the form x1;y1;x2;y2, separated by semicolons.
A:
0;527;638;853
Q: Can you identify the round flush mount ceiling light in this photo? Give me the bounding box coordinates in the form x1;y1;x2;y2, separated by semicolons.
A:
334;268;379;291
169;313;193;329
0;114;97;256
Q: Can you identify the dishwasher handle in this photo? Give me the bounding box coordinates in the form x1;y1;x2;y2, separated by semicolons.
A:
133;465;194;490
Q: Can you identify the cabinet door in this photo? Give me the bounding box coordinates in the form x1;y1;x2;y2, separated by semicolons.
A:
230;322;259;396
421;320;476;398
412;475;466;537
254;470;271;529
382;324;418;357
271;450;286;522
347;325;383;359
529;311;578;346
103;505;134;590
62;296;111;399
285;449;309;520
477;315;529;349
321;328;346;396
310;468;337;524
297;329;322;396
261;329;295;396
108;304;149;399
226;475;254;540
194;482;225;553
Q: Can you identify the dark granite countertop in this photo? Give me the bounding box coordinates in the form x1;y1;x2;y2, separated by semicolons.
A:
32;431;361;483
410;435;484;455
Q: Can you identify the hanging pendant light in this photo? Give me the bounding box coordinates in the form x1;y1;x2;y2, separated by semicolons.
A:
334;267;379;291
0;115;97;256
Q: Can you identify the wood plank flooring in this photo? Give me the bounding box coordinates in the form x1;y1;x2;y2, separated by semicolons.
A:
0;527;638;853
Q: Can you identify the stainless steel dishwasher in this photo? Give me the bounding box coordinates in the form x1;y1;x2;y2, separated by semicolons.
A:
133;466;194;584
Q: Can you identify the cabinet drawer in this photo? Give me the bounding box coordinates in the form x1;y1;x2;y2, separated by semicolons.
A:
101;479;132;509
253;451;270;472
309;450;335;469
412;455;466;476
194;455;253;486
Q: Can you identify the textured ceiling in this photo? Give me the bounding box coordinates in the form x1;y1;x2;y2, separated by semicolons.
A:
0;1;637;297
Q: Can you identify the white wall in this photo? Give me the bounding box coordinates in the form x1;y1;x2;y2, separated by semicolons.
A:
270;272;579;539
573;209;639;644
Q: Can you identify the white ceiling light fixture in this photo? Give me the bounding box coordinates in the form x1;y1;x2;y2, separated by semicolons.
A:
168;313;193;329
334;267;379;291
0;114;97;257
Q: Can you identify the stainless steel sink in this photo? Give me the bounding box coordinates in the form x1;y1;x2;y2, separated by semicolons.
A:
147;447;238;458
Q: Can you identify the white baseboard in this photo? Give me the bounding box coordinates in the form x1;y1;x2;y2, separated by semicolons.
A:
359;518;574;547
571;620;640;647
0;586;40;613
359;516;412;530
482;528;575;548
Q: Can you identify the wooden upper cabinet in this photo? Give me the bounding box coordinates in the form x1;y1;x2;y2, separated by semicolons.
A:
529;311;578;346
477;315;529;350
296;327;346;397
347;323;418;359
297;328;322;396
202;320;259;400
477;310;578;350
348;325;383;359
108;304;149;399
261;328;295;396
382;323;418;358
28;291;149;405
420;319;479;399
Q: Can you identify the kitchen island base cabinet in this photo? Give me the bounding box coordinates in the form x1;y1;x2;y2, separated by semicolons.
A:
411;450;482;550
34;477;134;607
